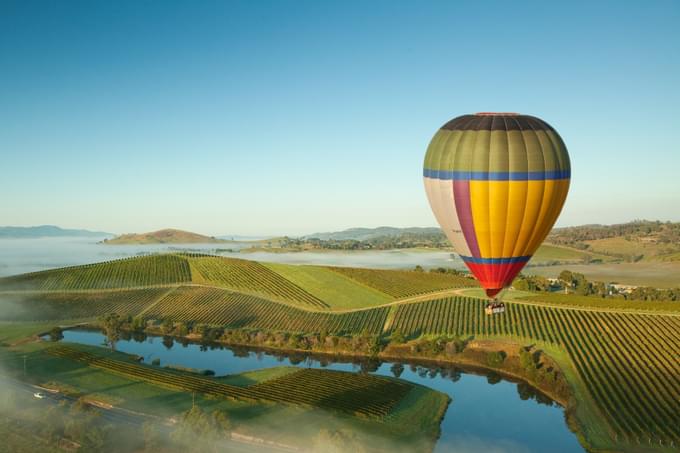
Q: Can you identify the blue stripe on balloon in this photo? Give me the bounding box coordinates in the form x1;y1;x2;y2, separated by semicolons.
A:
460;255;531;264
423;169;571;181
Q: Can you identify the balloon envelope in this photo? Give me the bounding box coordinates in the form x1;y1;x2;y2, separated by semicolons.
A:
423;113;571;298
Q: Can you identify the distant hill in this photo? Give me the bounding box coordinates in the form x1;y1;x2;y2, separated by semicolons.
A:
304;227;442;241
102;228;227;245
547;220;680;262
0;225;112;238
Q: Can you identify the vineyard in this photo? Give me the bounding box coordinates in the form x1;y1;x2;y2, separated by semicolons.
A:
0;254;191;291
388;296;680;446
187;255;328;308
0;288;168;322
48;345;416;418
519;292;680;313
327;266;475;298
2;254;679;449
145;285;389;334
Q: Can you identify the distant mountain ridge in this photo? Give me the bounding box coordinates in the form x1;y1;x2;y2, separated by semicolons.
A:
0;225;112;238
103;228;226;245
304;227;442;241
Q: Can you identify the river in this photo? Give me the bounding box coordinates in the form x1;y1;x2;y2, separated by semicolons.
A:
57;329;584;453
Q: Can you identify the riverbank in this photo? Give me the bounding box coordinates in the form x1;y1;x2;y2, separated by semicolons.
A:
95;323;582;435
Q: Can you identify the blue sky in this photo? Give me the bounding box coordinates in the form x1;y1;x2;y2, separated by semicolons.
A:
1;1;678;235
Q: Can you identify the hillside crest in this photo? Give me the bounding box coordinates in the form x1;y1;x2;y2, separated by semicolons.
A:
102;228;226;245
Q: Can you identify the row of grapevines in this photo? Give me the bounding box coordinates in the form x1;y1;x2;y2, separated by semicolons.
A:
187;255;328;308
48;346;412;418
0;288;167;321
145;285;388;334
0;255;191;291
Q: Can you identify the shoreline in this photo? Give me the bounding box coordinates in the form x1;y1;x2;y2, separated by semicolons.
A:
69;324;576;418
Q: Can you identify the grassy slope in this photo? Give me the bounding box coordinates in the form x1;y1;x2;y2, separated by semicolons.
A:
584;236;680;261
0;322;65;344
527;261;680;288
263;262;393;309
532;243;614;264
517;291;680;313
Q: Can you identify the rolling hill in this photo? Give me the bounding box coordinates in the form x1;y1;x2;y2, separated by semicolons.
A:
0;225;112;238
1;253;679;452
101;228;227;245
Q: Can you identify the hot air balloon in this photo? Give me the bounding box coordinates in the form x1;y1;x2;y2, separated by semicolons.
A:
423;113;570;308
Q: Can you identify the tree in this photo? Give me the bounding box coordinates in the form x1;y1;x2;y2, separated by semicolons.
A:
519;348;535;370
318;328;328;345
390;329;405;344
161;318;174;335
559;270;573;286
486;351;506;368
197;324;209;340
49;326;64;342
100;313;123;351
131;316;146;332
171;406;231;450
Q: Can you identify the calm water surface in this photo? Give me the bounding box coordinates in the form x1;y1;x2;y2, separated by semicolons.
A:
59;329;584;453
0;237;461;277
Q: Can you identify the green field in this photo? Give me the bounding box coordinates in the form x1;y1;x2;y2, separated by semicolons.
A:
1;253;680;451
532;243;614;264
264;262;393;309
327;266;475;298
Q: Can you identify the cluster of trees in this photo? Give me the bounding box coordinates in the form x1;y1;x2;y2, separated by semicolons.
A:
513;270;680;301
23;397;114;452
518;347;570;399
276;232;449;251
403;333;467;356
212;327;384;356
548;220;680;245
167;406;232;450
413;265;467;276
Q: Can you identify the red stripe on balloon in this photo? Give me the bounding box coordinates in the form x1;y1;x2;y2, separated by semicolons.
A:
463;261;527;298
452;180;481;258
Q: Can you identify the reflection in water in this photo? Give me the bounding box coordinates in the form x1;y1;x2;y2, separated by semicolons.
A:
57;329;583;453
